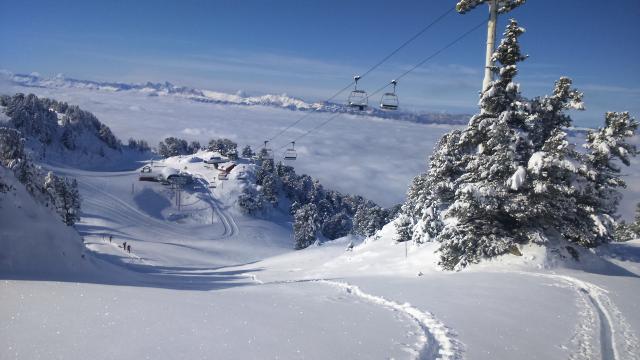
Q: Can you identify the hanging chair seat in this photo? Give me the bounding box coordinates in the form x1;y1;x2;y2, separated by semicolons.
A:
284;149;297;160
380;92;399;110
348;90;368;110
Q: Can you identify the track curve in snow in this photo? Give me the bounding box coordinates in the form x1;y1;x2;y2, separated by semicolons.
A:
520;272;639;360
319;280;464;360
252;277;464;360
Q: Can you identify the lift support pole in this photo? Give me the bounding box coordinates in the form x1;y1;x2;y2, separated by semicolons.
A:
482;0;498;93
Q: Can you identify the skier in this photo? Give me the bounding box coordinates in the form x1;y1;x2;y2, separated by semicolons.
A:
109;235;112;243
127;245;131;253
123;241;127;250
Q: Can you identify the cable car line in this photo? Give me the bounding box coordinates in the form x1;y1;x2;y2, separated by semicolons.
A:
253;5;456;149
274;17;488;151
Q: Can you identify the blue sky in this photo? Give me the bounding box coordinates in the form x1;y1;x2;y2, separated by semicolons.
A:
1;0;639;126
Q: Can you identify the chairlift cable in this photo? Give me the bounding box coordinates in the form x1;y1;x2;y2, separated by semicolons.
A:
253;5;456;148
276;18;488;150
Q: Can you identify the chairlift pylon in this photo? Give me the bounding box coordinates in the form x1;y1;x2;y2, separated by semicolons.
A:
284;141;297;161
380;80;399;111
348;75;368;111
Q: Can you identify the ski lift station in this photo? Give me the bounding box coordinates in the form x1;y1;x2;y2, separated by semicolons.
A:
205;155;226;166
159;167;192;184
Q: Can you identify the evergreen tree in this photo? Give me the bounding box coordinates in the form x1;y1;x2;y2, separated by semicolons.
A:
613;221;636;242
437;20;529;269
44;172;81;225
188;140;201;154
321;212;352;240
632;203;640;236
398;19;638;269
158;137;190;158
238;187;265;215
577;112;638;246
242;145;255;158
61;127;76;150
293;203;319;249
260;173;279;207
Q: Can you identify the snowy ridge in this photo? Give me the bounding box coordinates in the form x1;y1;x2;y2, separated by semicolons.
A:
0;70;470;125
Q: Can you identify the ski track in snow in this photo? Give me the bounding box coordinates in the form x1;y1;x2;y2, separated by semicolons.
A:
193;174;238;238
75;172;237;242
250;276;464;360
521;272;639;360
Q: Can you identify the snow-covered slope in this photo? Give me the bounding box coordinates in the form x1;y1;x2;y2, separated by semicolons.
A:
2;150;640;359
0;166;96;277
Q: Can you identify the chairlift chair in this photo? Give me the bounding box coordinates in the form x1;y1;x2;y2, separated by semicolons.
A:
284;141;297;161
262;140;274;160
380;80;399;110
348;75;368;111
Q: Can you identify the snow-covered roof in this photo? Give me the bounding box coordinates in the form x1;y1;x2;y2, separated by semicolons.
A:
161;167;180;178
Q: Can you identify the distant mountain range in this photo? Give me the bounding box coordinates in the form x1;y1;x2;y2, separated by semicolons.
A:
0;70;471;126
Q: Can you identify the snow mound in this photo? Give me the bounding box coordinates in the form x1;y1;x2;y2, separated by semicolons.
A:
0;166;97;277
304;220;629;277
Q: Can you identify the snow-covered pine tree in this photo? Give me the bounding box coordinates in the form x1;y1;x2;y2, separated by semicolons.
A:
576;112;639;246
260;173;279;207
515;78;585;244
321;211;352;240
98;124;120;149
0;127;40;196
436;19;530;269
238;186;265;215
613;221;636;242
255;159;275;186
66;178;81;226
241;145;254;158
397;18;635;269
0;127;25;164
632;203;640;236
398;129;465;244
293;203;319;249
61;126;76;150
188;141;201;154
4;93;57;145
44;172;81;226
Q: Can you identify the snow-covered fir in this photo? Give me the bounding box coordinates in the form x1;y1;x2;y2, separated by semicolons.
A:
396;20;638;270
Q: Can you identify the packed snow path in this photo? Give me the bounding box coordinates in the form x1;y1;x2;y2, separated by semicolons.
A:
192;174;239;238
320;280;464;360
519;272;640;360
249;275;463;360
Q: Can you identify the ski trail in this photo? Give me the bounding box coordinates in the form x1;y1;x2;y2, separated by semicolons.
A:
522;272;639;360
250;277;464;360
320;280;464;360
194;174;239;238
